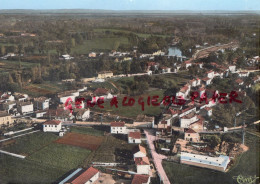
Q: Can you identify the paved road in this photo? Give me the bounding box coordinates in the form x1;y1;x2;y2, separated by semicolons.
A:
144;129;171;184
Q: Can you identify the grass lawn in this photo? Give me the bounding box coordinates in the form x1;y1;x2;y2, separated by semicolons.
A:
0;131;92;183
71;36;129;54
70;126;105;136
163;134;259;184
91;89;164;118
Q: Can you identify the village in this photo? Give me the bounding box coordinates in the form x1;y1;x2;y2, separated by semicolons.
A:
0;38;259;184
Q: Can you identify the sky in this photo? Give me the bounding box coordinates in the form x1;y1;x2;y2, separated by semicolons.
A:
0;0;259;11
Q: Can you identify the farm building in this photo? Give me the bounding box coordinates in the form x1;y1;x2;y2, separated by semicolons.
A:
180;152;230;172
110;121;127;134
43;120;62;132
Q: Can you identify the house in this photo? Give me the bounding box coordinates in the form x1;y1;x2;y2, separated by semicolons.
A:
110;121;127;134
133;145;147;158
132;174;150;184
88;52;96;58
74;108;90;121
184;128;200;142
180;112;198;128
202;77;212;86
253;76;260;83
189;78;201;87
128;132;141;144
179;106;197;118
61;54;74;60
176;85;190;99
0;111;13;127
34;97;50;110
43;120;62;132
17;102;34;115
34;109;48;118
201;107;212;117
235;78;244;86
0;93;15;102
189;119;204;132
238;72;249;77
63;167;100;184
97;71;113;79
229;65;236;73
206;70;215;79
180;152;230;172
184;60;192;69
14;93;28;102
93;88;113;101
58;90;79;104
45;108;73;121
147;62;159;70
0;101;16;112
135;157;150;175
161;67;171;73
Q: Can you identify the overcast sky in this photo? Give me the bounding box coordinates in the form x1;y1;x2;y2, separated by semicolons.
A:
0;0;259;10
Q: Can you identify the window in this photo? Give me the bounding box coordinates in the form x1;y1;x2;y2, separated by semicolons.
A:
188;134;190;136
55;125;57;128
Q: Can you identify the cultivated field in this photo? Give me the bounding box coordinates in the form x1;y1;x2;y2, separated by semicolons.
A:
55;132;103;151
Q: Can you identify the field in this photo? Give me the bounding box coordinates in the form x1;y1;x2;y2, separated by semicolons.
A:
55;132;103;151
0;131;92;184
163;133;259;184
70;126;106;136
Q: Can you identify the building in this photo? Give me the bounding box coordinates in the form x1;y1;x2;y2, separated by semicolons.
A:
88;52;96;58
93;88;113;101
180;152;230;172
238;72;249;77
58;90;79;104
34;97;50;110
133;115;154;128
110;121;127;134
128;132;141;144
135;157;150;175
202;77;212;86
63;167;100;184
180;112;198;128
206;70;215;79
235;78;244;86
133;145;147;158
74;108;90;121
97;71;113;79
184;128;200;142
45;108;73;121
132;174;150;184
17;102;34;115
201;107;212;117
0;111;13;127
43;120;62;132
229;65;236;73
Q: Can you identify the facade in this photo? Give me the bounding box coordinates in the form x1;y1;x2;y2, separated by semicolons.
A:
128;132;141;144
34;97;50;110
180;113;198;128
135;157;150;175
17;102;34;115
0;111;13;127
133;145;147;158
110;122;127;134
43;120;62;132
180;152;230;172
184;128;200;142
97;71;113;79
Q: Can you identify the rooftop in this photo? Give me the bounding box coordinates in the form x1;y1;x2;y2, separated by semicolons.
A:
111;121;125;127
43;120;61;125
67;167;99;184
129;132;141;139
134;157;150;165
131;174;149;184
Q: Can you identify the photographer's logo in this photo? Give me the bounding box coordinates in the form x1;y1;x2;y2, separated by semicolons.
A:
233;175;259;184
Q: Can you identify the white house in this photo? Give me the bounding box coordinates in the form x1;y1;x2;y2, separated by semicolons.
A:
180;113;198;128
135;157;150;175
202;77;212;86
238;72;249;77
132;175;150;184
62;167;100;184
34;97;50;110
43;120;62;132
133;145;147;158
128;132;141;144
74;108;90;121
61;54;74;60
17;102;34;115
180;152;230;172
110;121;127;134
58;91;79;104
206;70;215;79
229;65;236;73
184;128;200;142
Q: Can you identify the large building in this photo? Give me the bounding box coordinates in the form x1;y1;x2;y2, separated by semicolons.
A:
43;120;62;132
180;152;230;172
34;97;50;110
110;122;127;134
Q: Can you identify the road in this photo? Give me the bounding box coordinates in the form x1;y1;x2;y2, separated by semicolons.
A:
144;129;171;184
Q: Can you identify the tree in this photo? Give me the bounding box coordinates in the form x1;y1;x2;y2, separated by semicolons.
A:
207;135;221;148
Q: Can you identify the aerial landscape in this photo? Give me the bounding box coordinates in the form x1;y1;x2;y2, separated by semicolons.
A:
0;0;259;184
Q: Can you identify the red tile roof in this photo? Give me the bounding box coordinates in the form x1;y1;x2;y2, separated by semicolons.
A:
132;174;149;184
111;121;125;127
134;157;150;165
129;132;141;139
70;167;99;184
43;120;61;125
185;128;197;133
